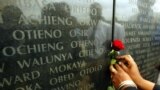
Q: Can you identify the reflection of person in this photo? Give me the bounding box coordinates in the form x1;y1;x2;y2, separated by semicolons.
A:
130;0;156;23
0;5;23;48
87;2;125;59
1;5;22;28
41;1;80;60
0;5;25;80
41;2;81;89
87;2;111;59
84;2;125;90
110;55;160;90
83;3;112;90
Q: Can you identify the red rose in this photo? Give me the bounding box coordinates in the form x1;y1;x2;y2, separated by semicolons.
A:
112;39;125;51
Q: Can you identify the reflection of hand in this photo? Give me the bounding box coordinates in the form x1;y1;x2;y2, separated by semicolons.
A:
117;55;155;90
110;64;132;89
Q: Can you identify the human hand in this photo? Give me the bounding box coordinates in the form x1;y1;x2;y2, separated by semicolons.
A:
110;64;133;89
116;55;143;84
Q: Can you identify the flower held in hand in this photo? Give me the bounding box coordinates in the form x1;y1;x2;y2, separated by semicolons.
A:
107;39;125;90
108;39;125;64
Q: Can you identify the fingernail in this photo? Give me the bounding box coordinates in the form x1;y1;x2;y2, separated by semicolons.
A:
118;62;122;65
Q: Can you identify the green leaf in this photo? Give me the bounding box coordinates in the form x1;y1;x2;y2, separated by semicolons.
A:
108;50;115;56
107;86;115;90
111;59;117;64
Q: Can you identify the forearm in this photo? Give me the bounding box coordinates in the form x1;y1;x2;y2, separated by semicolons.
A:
136;78;155;90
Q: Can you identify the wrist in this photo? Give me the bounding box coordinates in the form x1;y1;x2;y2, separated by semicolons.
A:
135;77;145;88
133;76;144;85
118;80;137;90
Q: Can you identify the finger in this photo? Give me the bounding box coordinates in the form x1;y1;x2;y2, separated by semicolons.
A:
110;65;117;74
119;60;129;66
114;64;123;72
118;61;128;71
116;55;129;61
116;55;133;65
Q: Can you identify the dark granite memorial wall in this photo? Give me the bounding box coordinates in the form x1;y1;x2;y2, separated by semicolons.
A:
0;0;160;90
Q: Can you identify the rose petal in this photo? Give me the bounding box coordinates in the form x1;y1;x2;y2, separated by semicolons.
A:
112;39;125;51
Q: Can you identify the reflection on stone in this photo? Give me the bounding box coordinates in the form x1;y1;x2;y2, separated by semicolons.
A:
0;0;130;90
116;0;160;82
